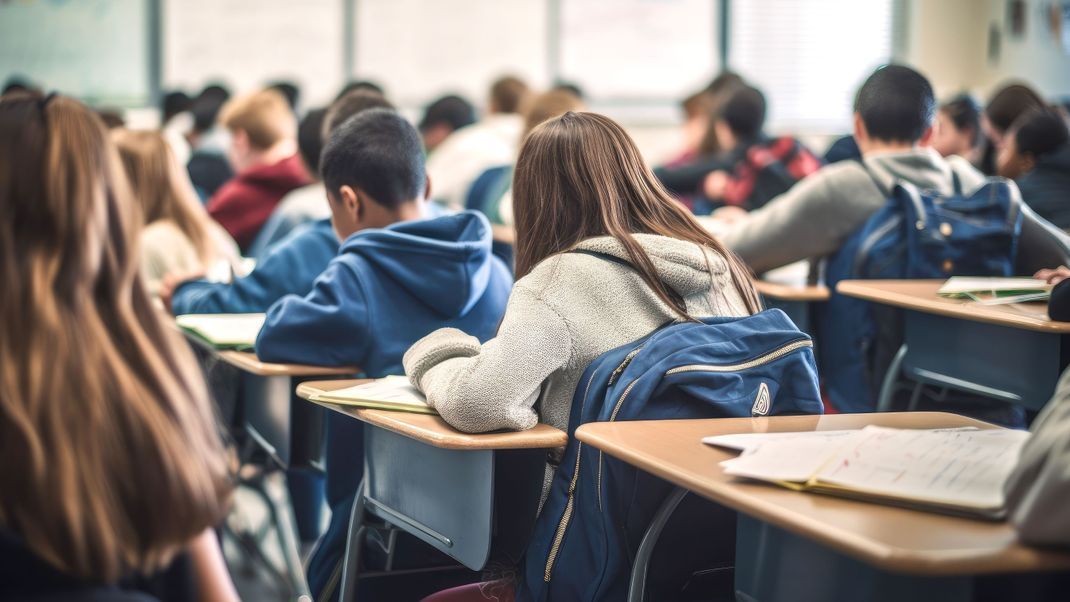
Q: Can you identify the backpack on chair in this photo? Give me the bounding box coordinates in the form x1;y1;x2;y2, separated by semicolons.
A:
818;172;1023;413
518;260;824;602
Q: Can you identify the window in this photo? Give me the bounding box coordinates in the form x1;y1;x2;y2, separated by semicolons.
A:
728;0;895;134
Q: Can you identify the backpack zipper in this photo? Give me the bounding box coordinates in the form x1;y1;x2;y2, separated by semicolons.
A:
543;444;583;582
595;338;814;507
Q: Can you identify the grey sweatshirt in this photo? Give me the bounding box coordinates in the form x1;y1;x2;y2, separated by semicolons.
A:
723;147;986;273
403;235;751;434
1004;367;1070;547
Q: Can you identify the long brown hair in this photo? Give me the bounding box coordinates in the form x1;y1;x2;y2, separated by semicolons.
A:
512;111;761;318
112;128;221;264
0;93;232;581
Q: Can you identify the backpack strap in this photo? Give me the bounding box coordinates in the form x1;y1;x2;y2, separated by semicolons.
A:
950;170;963;196
568;248;685;309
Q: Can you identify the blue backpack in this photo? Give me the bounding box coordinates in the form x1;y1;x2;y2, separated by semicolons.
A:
818;173;1023;413
519;304;823;601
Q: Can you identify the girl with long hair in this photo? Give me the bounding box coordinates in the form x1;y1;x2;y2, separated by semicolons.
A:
0;92;236;600
112;129;240;295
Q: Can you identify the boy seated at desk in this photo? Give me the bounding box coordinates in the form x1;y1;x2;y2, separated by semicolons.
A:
719;65;986;274
160;90;395;315
255;108;513;601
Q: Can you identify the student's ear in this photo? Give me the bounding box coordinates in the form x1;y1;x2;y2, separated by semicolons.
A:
1020;153;1037;174
423;175;433;202
339;185;363;221
918;125;935;147
852;113;868;145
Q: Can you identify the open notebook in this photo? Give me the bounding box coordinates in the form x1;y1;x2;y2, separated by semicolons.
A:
938;277;1052;305
307;376;437;415
710;426;1031;519
176;313;266;351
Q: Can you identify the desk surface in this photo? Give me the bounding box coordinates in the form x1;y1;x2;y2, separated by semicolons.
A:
217;351;359;377
837;279;1068;333
297;379;568;450
754;280;830;302
576;412;1070;576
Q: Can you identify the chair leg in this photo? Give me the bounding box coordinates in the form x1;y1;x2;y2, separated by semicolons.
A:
876;344;909;412
340;479;368;602
628;487;689;602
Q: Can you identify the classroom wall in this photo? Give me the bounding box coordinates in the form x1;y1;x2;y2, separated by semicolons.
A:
900;0;1070;101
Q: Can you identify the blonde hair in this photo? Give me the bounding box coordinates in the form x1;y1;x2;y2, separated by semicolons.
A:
0;93;232;582
219;88;296;149
523;89;584;137
113;128;221;265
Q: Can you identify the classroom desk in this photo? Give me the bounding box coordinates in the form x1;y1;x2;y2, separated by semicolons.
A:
837;279;1070;411
576;412;1070;602
753;279;829;333
297;380;567;602
183;341;358;602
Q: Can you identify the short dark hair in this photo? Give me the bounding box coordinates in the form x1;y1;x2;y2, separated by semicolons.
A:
323;89;395;138
321;108;425;208
268;81;300;111
419;95;476;132
297;108;328;177
1012;109;1069;158
191;84;231;133
720;85;766;139
335;80;385;101
490;76;529;114
553;81;586;101
985;83;1046;133
854;65;935;143
161;91;192;124
939;93;981;145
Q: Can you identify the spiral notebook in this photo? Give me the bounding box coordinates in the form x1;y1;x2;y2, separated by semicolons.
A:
308;376;437;415
176;313;266;350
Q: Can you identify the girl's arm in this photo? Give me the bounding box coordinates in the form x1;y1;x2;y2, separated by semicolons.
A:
404;286;572;433
189;528;239;602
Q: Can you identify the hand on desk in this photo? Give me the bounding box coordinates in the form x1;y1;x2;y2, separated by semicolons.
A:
1035;266;1070;286
158;269;206;313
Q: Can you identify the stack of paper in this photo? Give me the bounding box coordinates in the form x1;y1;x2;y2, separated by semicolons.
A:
308;376;437;415
712;426;1031;518
938;277;1052;305
176;313;266;351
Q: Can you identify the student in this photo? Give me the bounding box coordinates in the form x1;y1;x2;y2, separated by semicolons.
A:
661;90;715;168
418;94;476;153
823;135;862;164
255;108;512;600
186;84;234;200
112;129;241;295
268;80;300;113
997;109;1070;229
931;94;983;161
246;107;329;258
658;85;821;212
161;90;194;165
162;89;393;315
206;88;310;252
0;93;236;601
1004;266;1070;546
403;111;760;436
425;75;530;209
720;65;986;274
979;82;1046;175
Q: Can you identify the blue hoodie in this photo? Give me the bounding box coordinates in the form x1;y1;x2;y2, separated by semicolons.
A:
256;210;512;598
171;219;339;315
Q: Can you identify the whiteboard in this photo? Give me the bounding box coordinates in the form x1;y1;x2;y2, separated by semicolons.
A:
559;0;719;100
352;0;550;109
162;0;344;108
0;0;150;106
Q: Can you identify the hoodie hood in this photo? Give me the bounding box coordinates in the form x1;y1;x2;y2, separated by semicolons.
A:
573;234;730;299
341;210;495;317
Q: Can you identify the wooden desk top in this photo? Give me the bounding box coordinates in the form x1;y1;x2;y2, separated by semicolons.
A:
217;351;360;377
837;279;1068;333
296;380;568;451
754;280;830;302
576;412;1070;576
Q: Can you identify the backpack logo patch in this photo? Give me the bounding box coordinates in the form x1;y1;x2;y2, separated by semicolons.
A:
751;382;771;416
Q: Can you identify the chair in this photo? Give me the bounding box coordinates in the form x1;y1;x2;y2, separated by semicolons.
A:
1013;199;1070;275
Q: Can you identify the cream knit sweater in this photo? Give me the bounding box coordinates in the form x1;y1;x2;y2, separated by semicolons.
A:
403;234;752;434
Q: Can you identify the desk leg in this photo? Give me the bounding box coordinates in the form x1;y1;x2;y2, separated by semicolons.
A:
627;487;688;602
734;515;971;602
